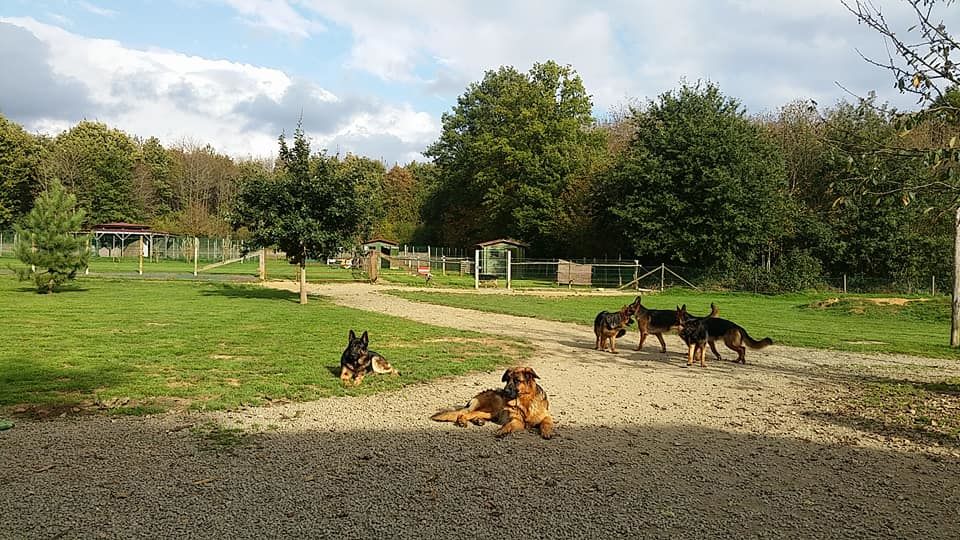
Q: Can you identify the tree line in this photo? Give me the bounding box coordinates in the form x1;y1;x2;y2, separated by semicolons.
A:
1;62;956;292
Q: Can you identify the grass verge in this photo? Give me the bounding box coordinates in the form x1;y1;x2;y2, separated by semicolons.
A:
0;276;528;417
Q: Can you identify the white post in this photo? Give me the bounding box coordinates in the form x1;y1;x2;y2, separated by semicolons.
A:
932;275;936;297
193;237;199;276
259;248;266;281
441;255;446;276
843;274;847;294
474;249;480;289
951;206;960;347
507;250;512;290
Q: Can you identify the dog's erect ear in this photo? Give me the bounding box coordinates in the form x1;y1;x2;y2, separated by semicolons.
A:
526;368;540;380
501;369;512;383
348;329;356;341
360;331;369;345
710;302;718;316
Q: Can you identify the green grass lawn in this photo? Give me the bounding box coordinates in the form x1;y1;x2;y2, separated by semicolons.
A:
388;289;959;359
0;275;528;416
0;256;362;281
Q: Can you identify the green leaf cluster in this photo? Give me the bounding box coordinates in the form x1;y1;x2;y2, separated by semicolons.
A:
231;123;365;264
13;181;90;293
601;81;789;268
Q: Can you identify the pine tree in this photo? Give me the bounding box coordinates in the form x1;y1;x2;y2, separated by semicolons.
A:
14;181;91;293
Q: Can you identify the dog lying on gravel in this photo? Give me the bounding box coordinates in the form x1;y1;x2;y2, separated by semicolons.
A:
430;367;554;439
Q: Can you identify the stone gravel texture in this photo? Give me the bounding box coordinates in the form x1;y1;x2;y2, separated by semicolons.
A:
1;282;959;539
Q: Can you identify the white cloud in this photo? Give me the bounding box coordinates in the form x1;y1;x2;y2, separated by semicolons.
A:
0;17;437;163
287;0;954;114
219;0;323;39
76;1;117;18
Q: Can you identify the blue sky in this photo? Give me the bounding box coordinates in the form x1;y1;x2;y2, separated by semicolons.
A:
1;0;956;164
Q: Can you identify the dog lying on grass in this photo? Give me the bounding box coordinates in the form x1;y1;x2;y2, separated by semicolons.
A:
339;329;400;385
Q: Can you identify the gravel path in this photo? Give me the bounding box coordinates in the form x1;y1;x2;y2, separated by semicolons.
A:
2;282;959;539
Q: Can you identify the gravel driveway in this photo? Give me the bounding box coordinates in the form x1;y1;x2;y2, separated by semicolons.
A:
2;282;959;539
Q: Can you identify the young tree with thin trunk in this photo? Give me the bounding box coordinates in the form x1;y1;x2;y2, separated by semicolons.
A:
231;122;363;304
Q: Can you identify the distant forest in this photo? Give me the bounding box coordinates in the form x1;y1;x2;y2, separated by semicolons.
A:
1;61;956;290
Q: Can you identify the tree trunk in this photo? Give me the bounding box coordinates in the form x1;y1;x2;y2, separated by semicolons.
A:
299;259;308;305
952;206;960;347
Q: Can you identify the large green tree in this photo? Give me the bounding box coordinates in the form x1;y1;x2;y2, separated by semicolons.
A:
601;82;789;268
0;115;43;228
231;123;364;304
424;61;606;254
14;180;90;293
132;136;174;221
327;153;386;241
42;121;138;225
843;0;960;344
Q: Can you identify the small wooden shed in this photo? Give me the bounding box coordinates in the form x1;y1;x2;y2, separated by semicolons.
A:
361;238;398;268
475;238;528;277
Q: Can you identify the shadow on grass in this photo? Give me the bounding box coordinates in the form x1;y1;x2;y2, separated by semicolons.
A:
0;363;131;416
1;423;957;538
12;285;90;294
200;284;300;302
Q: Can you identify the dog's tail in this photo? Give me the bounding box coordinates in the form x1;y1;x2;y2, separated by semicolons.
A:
430;408;465;422
371;355;399;376
740;329;773;349
616;328;627;338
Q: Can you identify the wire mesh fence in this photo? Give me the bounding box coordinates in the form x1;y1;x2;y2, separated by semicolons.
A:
0;229;951;294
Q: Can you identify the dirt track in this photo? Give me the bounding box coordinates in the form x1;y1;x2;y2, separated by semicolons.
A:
2;282;959;539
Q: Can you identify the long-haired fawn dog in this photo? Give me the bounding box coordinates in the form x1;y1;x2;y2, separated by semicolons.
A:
430;367;554;439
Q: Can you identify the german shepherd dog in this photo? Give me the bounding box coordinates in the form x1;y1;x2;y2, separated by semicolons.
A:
339;330;400;385
676;306;773;365
634;296;718;353
594;301;637;353
431;367;554;439
677;307;710;367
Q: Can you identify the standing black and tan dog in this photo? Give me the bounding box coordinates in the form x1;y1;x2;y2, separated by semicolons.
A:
594;301;637;353
431;367;554;439
339;330;399;385
677;307;710;367
676;307;772;365
634;296;718;353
